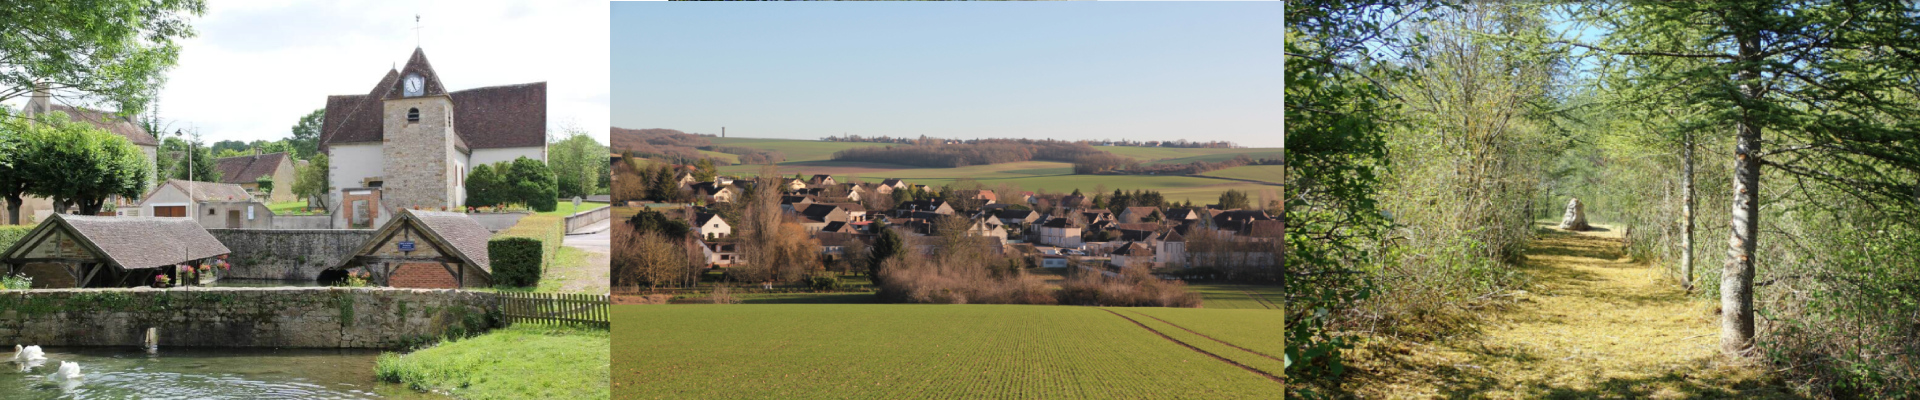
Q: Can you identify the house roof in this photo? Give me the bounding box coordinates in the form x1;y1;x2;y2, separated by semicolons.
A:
1;214;230;271
319;49;546;152
1112;241;1155;257
213;152;291;184
694;212;724;226
998;209;1036;220
691;182;732;196
1165;208;1202;220
341;209;492;272
821;221;852;233
37;104;161;146
809;174;833;183
880;178;905;187
141;179;255;204
1041;218;1079;228
801;204;844;222
1113;223;1160;231
820;202;866;212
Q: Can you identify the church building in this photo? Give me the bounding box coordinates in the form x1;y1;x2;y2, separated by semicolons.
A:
319;48;546;228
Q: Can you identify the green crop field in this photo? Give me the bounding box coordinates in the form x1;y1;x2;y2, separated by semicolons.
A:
697;137;1282;204
1198;165;1284;184
1188;284;1283;310
611;304;1281;399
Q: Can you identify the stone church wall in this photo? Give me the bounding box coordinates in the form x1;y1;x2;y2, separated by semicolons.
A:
381;97;455;211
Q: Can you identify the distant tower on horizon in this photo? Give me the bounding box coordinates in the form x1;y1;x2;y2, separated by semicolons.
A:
722;126;726;138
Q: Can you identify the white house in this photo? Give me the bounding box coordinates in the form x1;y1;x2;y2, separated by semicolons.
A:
135;180;272;229
1038;217;1083;248
693;212;731;240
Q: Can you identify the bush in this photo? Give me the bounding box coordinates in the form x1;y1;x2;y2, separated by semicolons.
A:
489;237;544;287
806;273;843;291
0;225;33;250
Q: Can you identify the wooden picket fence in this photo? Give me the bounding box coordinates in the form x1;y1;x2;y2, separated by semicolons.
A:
499;292;610;329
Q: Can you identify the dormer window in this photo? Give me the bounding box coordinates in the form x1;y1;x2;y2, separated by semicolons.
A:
407;108;420;122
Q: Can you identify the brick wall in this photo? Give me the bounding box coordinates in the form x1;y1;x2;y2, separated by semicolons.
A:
388;262;489;289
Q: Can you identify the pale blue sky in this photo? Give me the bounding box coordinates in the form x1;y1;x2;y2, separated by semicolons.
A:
611;2;1281;148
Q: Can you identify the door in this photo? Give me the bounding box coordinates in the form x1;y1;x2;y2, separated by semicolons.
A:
227;210;241;228
154;206;185;218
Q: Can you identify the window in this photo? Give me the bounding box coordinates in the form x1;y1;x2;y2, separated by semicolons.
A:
407;108;420;122
208;208;216;216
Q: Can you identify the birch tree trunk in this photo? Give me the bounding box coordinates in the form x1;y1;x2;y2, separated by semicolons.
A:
1722;30;1761;358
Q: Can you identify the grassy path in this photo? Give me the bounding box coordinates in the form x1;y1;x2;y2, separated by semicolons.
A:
1346;224;1794;399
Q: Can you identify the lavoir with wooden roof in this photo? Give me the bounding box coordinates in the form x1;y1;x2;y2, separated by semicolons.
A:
333;209;494;289
0;214;230;288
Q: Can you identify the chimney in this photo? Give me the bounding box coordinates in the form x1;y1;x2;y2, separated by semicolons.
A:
28;82;50;115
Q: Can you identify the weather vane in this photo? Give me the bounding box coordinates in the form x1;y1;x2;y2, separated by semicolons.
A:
414;14;424;47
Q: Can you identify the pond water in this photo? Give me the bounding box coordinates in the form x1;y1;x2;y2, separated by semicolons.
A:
1;347;445;399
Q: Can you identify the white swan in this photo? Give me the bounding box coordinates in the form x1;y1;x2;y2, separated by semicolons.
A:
11;344;45;362
46;361;81;382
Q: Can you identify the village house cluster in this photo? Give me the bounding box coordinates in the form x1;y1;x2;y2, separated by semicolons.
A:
1;48;555;291
630;170;1281;272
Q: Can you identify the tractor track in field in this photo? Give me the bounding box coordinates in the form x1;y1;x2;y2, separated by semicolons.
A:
1244;291;1279;309
1097;308;1283;384
1121;309;1284;363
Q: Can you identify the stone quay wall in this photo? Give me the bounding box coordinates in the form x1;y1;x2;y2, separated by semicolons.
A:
0;287;496;348
209;229;377;281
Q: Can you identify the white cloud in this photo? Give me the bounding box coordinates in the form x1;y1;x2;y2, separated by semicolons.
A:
18;0;610;145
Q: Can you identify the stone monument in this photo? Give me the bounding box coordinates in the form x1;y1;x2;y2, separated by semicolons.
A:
1559;198;1590;231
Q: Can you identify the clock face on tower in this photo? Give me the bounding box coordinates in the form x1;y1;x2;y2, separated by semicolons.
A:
403;74;424;97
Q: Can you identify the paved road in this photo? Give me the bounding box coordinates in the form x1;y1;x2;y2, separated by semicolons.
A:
555;220;611;294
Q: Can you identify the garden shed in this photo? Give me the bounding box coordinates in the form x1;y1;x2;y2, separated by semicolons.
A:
0;214;231;288
335;209;493;289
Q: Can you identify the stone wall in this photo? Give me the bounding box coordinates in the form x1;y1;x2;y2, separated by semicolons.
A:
564;205;611;233
209;229;377;281
272;215;332;229
0;287;495;348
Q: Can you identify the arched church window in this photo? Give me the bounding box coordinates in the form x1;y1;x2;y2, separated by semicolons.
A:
407;108;420;122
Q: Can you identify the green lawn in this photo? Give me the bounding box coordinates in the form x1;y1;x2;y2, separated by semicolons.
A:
611;304;1282;399
376;325;609;400
267;200;319;215
539;201;608;217
1198;165;1284;185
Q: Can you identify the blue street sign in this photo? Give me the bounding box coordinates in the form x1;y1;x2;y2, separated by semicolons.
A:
398;240;416;252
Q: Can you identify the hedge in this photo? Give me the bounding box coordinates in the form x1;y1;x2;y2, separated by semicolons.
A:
0;225;32;251
489;237;544;287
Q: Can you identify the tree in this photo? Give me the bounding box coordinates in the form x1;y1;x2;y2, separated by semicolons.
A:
209;139;247;156
17;112;151;215
292;153;330;210
1217;189;1251;210
694;158;717;182
0;110;29;224
736;165;823;284
869;223;905;284
288;109;323;159
548;126;607;199
155;135;217;183
1582;0;1920;359
648;165;675;202
464;163;500;209
254;176;272;195
0;0;206;118
502;157;558;212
